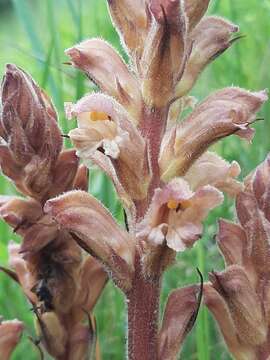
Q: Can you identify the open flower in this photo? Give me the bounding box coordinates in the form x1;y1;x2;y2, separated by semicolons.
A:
67;93;151;205
0;318;24;360
137;178;223;251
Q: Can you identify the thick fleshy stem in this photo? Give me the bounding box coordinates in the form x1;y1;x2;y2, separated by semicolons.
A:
127;252;161;360
127;106;168;359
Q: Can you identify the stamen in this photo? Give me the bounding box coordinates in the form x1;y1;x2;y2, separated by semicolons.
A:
89;111;110;122
167;199;179;210
167;199;191;210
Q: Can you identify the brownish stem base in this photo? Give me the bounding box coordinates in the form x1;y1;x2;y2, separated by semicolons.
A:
127;255;161;360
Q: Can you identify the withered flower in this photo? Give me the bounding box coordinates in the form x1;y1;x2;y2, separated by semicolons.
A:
205;154;270;360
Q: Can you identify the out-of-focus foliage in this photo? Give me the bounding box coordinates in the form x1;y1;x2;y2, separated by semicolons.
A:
0;1;269;359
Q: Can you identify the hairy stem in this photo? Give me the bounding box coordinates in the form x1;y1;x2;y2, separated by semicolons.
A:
127;253;161;360
135;106;168;219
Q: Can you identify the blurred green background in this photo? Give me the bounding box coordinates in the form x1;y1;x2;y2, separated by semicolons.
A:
0;0;269;359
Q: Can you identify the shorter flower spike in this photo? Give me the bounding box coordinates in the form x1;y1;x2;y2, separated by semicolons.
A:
0;318;24;360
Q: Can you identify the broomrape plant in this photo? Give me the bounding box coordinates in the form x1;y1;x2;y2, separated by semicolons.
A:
0;0;268;359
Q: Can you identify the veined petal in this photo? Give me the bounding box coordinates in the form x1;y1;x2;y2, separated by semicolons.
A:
176;17;239;97
47;150;80;199
159;88;268;182
68;93;151;201
76;256;108;313
8;242;36;303
0;319;24;360
35;311;67;357
204;283;257;360
107;0;149;61
217;219;247;266
66;39;142;123
137;178;223;252
184;0;210;29
236;191;270;277
158;285;201;360
210;265;268;347
67;322;98;360
141;0;187;107
252;154;270;222
45;190;135;290
184;151;243;196
0;196;42;234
